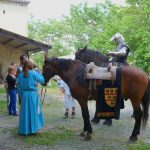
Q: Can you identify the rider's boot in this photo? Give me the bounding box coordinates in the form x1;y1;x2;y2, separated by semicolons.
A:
91;117;100;124
103;119;112;126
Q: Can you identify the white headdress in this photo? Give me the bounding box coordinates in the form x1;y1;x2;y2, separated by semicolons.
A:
110;33;124;42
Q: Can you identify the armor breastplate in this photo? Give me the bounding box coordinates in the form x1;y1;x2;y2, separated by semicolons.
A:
113;44;130;64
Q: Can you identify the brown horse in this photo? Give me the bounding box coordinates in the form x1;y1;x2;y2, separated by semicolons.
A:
42;57;150;142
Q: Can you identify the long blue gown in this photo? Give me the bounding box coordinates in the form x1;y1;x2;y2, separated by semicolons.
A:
17;70;44;135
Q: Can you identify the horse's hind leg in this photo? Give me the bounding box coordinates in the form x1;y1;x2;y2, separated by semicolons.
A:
79;102;92;140
129;106;143;143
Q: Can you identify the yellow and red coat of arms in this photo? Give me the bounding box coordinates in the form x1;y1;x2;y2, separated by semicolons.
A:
104;88;118;107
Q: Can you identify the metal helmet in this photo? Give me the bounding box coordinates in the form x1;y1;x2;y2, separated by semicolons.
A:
110;33;125;42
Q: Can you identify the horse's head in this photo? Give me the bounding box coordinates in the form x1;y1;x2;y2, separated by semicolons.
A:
75;45;87;61
42;57;58;85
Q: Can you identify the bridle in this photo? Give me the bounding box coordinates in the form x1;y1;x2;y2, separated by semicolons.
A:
40;85;47;105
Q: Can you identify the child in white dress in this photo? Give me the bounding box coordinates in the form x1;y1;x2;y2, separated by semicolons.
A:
58;78;76;119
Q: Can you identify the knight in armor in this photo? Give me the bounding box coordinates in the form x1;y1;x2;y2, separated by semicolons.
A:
107;33;130;67
104;33;130;125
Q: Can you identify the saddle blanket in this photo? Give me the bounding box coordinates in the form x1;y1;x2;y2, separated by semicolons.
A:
96;67;122;119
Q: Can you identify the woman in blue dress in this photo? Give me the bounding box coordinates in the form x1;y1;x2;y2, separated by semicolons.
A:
17;60;44;135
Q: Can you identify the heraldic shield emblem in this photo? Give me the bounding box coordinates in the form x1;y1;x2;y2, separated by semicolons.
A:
104;88;118;107
96;68;122;119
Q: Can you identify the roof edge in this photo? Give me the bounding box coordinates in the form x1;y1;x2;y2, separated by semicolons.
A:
0;0;30;6
0;28;52;51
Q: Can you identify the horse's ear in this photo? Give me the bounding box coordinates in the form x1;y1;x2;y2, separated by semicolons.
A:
44;50;48;60
44;54;48;60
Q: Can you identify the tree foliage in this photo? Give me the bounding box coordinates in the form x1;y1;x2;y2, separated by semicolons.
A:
28;0;150;73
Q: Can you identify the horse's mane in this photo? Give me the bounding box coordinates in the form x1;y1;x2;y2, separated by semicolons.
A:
56;58;72;71
84;48;109;62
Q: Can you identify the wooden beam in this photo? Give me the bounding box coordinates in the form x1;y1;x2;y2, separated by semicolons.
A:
2;38;13;45
14;43;28;48
27;47;40;52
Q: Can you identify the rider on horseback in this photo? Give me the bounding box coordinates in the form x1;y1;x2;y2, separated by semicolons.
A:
107;33;130;68
102;33;130;125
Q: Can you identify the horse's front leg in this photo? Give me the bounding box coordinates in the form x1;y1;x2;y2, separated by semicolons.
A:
79;100;92;140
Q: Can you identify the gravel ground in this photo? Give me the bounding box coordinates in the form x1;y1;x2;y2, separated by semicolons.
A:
0;91;150;150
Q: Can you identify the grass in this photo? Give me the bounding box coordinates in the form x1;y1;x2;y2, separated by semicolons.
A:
12;126;73;145
129;142;150;150
0;86;7;114
0;86;9;114
0;100;7;114
0;88;6;94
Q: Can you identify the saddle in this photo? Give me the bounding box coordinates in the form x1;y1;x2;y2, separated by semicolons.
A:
85;62;117;81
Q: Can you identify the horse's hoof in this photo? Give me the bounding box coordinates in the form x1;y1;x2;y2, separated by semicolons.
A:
128;136;138;143
80;131;86;137
84;133;92;141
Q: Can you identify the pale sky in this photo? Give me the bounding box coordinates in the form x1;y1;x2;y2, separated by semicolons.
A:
28;0;125;21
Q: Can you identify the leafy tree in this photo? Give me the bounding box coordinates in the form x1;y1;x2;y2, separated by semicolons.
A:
28;18;72;57
63;1;149;73
28;0;150;73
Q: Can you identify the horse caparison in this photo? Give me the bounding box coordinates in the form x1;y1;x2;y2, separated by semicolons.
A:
42;57;150;142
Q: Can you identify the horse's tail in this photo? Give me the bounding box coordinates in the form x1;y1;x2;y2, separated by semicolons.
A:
141;79;150;129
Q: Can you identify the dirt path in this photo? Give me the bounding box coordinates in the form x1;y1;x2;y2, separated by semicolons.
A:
0;91;150;150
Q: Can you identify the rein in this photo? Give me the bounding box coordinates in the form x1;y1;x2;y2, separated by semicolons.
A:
68;64;95;100
40;85;47;105
68;68;85;87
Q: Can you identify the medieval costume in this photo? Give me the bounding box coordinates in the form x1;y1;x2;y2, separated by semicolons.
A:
17;61;44;135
